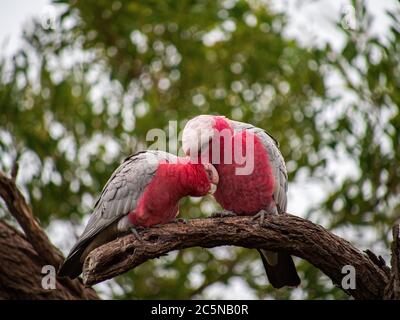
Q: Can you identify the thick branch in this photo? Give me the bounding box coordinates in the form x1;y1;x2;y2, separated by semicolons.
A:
0;170;99;300
83;214;389;300
0;170;62;267
0;220;79;299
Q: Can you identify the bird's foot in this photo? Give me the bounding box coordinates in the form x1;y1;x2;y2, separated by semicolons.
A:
212;210;237;218
130;227;143;241
174;218;188;224
252;209;268;225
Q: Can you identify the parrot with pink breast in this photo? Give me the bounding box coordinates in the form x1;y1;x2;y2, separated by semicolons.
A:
58;150;219;278
182;115;300;288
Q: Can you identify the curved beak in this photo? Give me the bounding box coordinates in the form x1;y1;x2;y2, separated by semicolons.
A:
202;163;218;194
208;183;218;194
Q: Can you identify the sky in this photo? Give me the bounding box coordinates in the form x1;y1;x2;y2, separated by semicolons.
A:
1;0;397;55
274;0;398;50
0;0;50;55
0;0;398;299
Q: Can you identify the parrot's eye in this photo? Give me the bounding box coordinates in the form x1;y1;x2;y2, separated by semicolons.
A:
206;169;213;180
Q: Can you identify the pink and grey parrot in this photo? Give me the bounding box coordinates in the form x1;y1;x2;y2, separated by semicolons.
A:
58;150;219;278
182;115;300;288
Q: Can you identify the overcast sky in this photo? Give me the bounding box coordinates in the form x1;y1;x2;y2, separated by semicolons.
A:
0;0;50;55
1;0;397;54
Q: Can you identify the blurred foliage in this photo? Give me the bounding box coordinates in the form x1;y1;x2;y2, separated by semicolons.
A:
0;0;399;299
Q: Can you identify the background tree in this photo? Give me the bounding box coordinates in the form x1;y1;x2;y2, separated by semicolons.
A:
0;0;399;299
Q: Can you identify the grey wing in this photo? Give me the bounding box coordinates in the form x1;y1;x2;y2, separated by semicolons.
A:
230;120;280;147
230;120;288;213
66;150;164;258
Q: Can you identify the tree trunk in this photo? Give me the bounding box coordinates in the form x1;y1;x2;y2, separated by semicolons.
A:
0;220;98;299
0;170;99;300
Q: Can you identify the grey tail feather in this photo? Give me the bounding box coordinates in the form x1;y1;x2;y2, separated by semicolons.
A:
58;248;85;279
258;249;300;289
58;221;122;279
58;234;103;279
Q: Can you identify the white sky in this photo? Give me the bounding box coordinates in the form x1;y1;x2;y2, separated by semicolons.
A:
273;0;398;50
0;0;50;55
1;0;397;54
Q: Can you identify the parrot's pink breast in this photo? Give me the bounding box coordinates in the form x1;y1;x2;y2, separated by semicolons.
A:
127;161;210;227
127;164;181;227
214;130;275;215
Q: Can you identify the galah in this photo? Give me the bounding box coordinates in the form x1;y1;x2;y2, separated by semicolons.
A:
182;115;300;288
58;150;219;278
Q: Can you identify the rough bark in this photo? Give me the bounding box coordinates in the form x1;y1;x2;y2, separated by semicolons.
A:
0;171;63;267
0;220;90;299
83;214;393;300
0;170;99;300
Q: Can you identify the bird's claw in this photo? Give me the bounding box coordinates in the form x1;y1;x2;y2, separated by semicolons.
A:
174;218;188;224
130;227;142;241
252;210;267;225
212;210;237;218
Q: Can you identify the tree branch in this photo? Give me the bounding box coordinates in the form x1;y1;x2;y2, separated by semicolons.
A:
0;220;91;299
0;170;63;267
83;214;391;300
0;170;99;300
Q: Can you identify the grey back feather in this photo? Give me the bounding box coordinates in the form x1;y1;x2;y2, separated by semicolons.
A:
64;150;178;261
230;120;288;213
